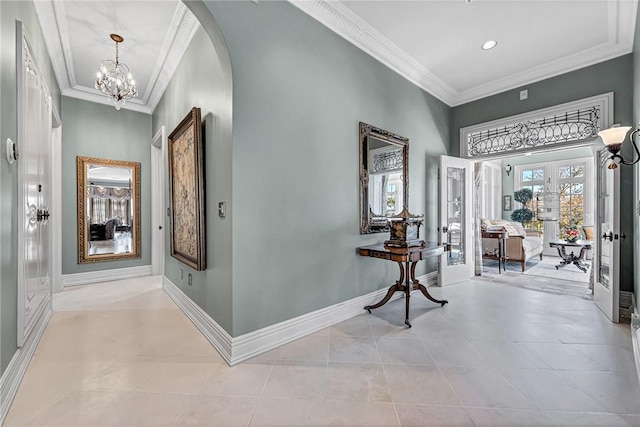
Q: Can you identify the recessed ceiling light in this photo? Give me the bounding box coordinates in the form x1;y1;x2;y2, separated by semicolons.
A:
481;40;498;50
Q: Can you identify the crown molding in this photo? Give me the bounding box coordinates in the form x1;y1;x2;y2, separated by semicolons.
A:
33;0;71;92
34;0;199;115
144;2;200;111
289;0;638;107
287;0;458;105
62;87;152;114
451;0;637;106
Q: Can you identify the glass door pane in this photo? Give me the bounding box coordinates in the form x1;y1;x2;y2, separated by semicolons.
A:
447;167;465;266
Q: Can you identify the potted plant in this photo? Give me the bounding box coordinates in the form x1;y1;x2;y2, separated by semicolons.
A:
510;188;534;225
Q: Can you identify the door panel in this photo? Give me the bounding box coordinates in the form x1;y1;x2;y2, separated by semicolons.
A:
594;148;619;322
17;25;52;346
439;155;474;285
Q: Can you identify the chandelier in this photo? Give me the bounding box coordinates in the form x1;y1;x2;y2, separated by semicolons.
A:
95;34;138;110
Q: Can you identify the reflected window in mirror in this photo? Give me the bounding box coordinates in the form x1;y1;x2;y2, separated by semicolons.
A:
359;122;409;234
77;156;141;263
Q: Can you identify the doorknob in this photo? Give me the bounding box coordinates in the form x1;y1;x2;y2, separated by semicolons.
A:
602;231;613;241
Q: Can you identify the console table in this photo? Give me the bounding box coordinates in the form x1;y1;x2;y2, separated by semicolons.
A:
481;230;509;273
357;242;448;327
549;240;592;272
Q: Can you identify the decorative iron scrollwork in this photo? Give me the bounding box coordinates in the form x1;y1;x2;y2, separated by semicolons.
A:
372;148;403;173
467;107;600;157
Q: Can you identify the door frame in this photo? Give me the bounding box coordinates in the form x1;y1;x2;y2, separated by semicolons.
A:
51;107;62;293
151;126;166;276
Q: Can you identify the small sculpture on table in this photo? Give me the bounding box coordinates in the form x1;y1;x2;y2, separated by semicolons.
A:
384;208;425;248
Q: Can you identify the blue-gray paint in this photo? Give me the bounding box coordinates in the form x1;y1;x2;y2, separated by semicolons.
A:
0;1;60;376
152;23;234;334
452;55;635;292
203;1;450;336
61;97;152;275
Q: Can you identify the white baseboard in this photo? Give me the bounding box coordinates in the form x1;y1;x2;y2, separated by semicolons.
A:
163;271;438;366
0;306;52;426
162;277;233;365
62;265;152;287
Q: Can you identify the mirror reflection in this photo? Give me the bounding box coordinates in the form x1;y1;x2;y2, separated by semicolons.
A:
77;156;141;263
359;122;409;234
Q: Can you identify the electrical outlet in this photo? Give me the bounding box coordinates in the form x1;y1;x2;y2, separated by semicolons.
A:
179;268;183;280
188;273;192;286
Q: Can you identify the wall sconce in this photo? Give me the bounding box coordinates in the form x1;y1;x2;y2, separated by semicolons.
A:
597;125;640;169
505;164;512;176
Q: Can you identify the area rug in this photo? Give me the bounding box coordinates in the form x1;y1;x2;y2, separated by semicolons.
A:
521;256;590;284
483;256;589;284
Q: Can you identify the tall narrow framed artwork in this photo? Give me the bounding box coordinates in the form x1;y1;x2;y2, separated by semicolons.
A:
168;107;206;271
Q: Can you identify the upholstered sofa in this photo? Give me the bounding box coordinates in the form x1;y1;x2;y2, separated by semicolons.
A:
481;219;544;271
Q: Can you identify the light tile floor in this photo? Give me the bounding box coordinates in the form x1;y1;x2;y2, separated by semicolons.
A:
3;274;640;426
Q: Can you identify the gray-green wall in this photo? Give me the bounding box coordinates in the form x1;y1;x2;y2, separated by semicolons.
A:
0;1;60;376
204;1;450;336
61;97;152;274
152;24;234;334
451;55;635;292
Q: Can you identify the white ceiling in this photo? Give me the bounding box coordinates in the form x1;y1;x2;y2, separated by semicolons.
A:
34;0;199;114
34;0;637;113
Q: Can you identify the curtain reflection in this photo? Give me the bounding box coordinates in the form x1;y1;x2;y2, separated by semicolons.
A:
87;185;132;225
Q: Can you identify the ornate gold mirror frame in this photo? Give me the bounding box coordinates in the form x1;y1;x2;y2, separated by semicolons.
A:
77;156;141;263
359;122;409;234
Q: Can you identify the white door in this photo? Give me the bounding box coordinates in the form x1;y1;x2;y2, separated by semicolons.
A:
594;148;620;322
439;155;474;285
17;24;53;346
151;127;166;276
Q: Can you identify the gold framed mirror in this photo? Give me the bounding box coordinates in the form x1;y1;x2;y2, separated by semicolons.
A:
77;156;141;263
359;122;409;234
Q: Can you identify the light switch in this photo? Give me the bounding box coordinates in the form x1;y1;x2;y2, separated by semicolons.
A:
520;90;528;100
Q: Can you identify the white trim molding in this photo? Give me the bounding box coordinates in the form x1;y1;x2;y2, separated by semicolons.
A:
288;2;636;107
62;265;152;287
163;272;438;366
163;277;233;364
0;306;52;426
33;1;199;114
459;92;614;159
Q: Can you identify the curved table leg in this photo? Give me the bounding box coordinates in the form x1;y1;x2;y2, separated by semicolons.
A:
405;260;411;328
365;262;406;313
410;261;448;307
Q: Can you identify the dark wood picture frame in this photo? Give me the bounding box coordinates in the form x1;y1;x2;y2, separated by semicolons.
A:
168;107;206;271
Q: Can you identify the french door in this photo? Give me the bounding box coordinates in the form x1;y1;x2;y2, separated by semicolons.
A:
438;155;474;285
594;147;620;322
